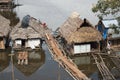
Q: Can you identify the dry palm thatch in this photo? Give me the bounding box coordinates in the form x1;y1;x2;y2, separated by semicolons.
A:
10;16;51;40
59;12;83;41
59;12;93;42
0;15;10;37
10;26;42;40
68;27;102;44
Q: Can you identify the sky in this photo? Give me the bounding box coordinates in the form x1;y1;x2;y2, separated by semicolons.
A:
14;0;98;30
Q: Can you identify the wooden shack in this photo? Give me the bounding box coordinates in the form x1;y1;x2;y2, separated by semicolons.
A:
108;34;120;51
58;12;102;54
0;15;10;49
0;0;13;11
10;16;49;50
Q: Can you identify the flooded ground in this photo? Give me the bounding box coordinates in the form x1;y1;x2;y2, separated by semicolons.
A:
0;43;74;80
0;0;120;80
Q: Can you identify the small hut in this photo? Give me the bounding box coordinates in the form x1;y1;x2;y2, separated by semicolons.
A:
0;15;10;49
58;12;102;54
10;16;48;50
0;0;13;11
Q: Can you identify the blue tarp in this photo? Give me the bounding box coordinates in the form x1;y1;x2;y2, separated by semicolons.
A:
103;28;108;39
98;25;103;33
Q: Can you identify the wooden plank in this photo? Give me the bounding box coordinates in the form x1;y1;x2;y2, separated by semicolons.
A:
45;33;89;80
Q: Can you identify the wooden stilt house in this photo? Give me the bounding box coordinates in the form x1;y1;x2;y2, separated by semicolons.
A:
0;15;10;49
10;15;50;50
58;12;102;55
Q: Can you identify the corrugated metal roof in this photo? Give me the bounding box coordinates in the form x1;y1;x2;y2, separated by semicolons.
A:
112;34;120;38
102;19;118;28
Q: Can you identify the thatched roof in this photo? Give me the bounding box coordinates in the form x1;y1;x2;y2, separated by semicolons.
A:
59;12;93;42
59;12;83;40
0;15;10;37
10;16;51;40
0;0;12;3
10;26;42;40
68;27;102;43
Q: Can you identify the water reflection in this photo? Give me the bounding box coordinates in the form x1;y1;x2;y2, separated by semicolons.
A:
71;54;100;80
0;51;9;72
13;49;45;76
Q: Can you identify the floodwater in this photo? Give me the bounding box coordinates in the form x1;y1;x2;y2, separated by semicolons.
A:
0;0;120;80
0;43;74;80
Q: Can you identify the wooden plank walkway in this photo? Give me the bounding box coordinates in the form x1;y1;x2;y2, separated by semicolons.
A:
45;33;89;80
92;53;116;80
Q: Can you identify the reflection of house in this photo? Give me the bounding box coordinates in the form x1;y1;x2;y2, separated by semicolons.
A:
0;15;10;49
10;16;47;50
14;50;45;76
72;55;98;78
72;55;90;65
0;0;13;11
96;19;120;51
58;12;102;54
0;52;9;72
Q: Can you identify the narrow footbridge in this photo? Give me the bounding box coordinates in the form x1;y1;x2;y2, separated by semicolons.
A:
45;33;89;80
92;53;116;80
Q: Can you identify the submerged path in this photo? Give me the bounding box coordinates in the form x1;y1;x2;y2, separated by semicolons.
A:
45;33;89;80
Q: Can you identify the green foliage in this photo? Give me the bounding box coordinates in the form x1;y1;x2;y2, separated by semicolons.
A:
92;0;120;17
116;16;120;26
109;24;119;34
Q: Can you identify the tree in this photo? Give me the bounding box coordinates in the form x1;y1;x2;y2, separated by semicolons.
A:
92;0;120;18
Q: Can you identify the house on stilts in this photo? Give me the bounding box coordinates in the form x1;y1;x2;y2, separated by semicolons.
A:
10;15;50;50
0;0;14;11
57;12;102;55
0;15;10;50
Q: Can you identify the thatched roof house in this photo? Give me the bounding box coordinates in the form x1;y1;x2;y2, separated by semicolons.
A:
0;15;10;49
10;16;50;49
0;15;10;37
58;12;102;54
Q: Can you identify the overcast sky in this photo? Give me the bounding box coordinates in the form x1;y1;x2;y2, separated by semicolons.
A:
15;0;98;30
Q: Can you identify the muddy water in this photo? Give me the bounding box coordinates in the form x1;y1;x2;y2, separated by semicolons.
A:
0;0;120;80
0;44;74;80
